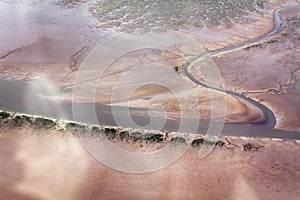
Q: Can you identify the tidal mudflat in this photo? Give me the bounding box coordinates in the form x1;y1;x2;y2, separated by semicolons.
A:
1;111;300;199
0;0;300;199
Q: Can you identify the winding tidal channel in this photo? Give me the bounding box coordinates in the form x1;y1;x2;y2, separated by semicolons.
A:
0;2;300;139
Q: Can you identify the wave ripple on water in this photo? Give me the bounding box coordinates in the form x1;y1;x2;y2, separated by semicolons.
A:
88;0;267;32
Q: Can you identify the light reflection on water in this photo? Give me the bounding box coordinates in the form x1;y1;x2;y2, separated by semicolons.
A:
3;0;297;137
0;0;96;54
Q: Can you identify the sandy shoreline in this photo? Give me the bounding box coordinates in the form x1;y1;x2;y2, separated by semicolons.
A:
0;124;300;199
0;1;300;199
0;46;266;124
1;109;300;199
0;1;298;126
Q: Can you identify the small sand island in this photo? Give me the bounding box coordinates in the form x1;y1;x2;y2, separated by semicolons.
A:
0;0;300;199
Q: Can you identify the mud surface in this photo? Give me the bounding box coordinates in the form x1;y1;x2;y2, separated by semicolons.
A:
0;125;300;199
214;5;300;131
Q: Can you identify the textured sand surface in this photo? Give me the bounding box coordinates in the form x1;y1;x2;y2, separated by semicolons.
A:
214;5;300;130
0;127;300;200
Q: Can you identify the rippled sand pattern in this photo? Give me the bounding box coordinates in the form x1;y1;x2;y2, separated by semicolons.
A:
88;0;267;32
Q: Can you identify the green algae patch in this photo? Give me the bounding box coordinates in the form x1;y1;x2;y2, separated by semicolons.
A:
130;131;143;142
89;126;103;136
243;143;263;151
65;122;87;136
8;115;33;127
170;137;187;144
119;131;130;140
0;111;10;120
32;118;57;129
104;128;117;139
144;133;164;143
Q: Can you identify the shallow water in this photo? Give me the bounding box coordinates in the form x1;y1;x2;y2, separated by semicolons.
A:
1;0;300;139
88;0;267;32
1;75;300;139
0;0;267;34
0;0;269;55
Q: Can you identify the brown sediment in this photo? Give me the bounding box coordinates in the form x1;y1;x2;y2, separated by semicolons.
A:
0;38;77;64
0;42;266;124
125;90;265;123
179;0;297;51
0;1;299;199
0;0;297;127
213;5;300;131
0;125;300;199
224;95;264;123
0;38;88;80
63;47;265;124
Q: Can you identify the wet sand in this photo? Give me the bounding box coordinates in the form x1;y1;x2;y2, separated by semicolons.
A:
0;127;300;199
0;1;300;199
0;42;266;124
214;4;300;131
0;0;297;126
0;1;299;135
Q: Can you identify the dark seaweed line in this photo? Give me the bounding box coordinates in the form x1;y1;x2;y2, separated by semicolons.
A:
0;109;269;150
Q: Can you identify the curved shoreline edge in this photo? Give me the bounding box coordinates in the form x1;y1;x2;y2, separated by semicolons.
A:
184;3;300;129
0;4;300;140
